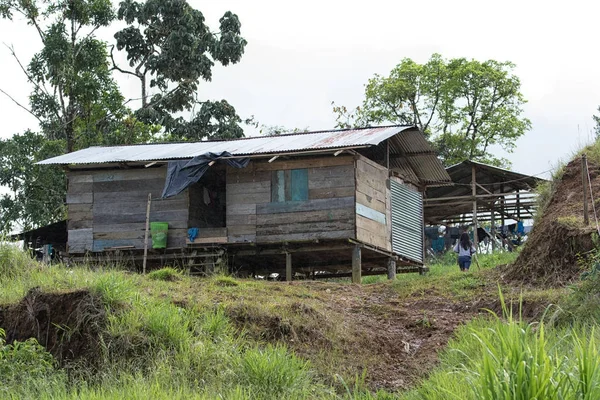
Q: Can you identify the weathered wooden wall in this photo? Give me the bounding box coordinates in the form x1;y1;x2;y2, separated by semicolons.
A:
355;156;392;250
226;156;356;244
67;166;188;253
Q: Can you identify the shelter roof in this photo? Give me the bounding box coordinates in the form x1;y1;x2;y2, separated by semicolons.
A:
424;160;545;224
38;125;451;185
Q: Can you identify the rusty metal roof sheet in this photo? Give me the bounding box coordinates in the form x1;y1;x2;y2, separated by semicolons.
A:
38;125;452;185
39;126;414;165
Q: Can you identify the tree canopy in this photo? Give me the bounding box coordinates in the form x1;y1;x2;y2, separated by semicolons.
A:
333;54;531;167
0;0;247;232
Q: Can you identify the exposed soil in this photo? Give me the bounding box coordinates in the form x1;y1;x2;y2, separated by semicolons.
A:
228;281;495;391
505;159;599;285
0;288;105;366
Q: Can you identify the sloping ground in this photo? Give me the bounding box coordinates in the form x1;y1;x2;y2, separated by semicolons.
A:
505;158;599;285
227;282;476;390
0;250;558;395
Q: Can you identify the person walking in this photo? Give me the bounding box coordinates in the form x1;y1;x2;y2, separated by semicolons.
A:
454;232;476;272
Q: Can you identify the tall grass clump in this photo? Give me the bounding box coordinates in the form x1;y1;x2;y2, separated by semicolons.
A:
148;267;182;281
0;241;36;280
237;344;315;399
404;292;600;400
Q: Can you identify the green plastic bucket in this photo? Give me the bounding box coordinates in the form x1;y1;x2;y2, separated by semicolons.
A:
150;222;169;249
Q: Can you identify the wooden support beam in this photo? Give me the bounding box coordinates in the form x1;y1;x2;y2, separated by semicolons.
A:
387;258;396;280
286;252;292;282
472;165;478;252
583;154;589;225
142;193;151;274
352;245;362;284
424;191;535;203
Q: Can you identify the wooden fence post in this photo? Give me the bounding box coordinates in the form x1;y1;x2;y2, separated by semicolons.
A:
143;193;152;274
583;154;589;226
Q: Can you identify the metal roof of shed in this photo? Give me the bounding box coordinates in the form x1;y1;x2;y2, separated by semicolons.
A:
38;125;451;185
39;126;412;165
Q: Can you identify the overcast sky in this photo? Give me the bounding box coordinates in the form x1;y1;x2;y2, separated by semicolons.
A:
1;0;599;178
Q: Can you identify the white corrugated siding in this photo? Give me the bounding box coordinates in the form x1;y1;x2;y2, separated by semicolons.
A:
390;180;423;262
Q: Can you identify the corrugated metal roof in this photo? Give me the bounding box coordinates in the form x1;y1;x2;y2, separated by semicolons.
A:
38;126;415;165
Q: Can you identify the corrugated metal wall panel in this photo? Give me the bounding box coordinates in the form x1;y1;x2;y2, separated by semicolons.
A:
390;180;423;262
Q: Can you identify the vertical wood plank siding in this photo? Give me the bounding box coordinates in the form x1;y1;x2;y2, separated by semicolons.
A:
355;156;392;250
226;156;356;243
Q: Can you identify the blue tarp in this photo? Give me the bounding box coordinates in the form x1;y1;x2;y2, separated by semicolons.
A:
161;151;250;198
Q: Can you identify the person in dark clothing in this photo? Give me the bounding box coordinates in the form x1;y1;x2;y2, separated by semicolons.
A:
454;233;476;272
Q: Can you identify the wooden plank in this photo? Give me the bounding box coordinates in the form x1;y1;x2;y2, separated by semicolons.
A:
356;203;386;224
68;203;93;213
256;208;353;226
227;203;256;215
227;225;256;235
356;180;387;204
253;156;354;172
309;187;354;199
226;169;271;184
93;199;188;214
256;196;353;215
257;220;354;236
68;182;93;194
194;227;227;238
308;164;354;178
226;214;257;226
94;228;188;241
93;210;188;225
68;219;93;230
226;191;270;205
356;215;389;250
68;228;92;254
355;191;386;213
93;221;188;232
226;181;271;195
187;237;228;244
256;230;353;243
308;176;355;190
68;173;93;184
66;193;93;204
228;234;256;243
93;168;165;182
93;178;165;193
93;191;183;202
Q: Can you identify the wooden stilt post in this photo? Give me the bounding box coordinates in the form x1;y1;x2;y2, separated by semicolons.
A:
491;205;496;252
286;252;292;282
143;193;152;274
352;245;362;284
471;164;478;253
387;258;396;280
583;154;589;225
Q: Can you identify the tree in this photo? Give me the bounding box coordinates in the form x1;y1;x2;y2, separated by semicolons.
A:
0;132;65;232
112;0;248;141
333;54;531;167
0;0;157;230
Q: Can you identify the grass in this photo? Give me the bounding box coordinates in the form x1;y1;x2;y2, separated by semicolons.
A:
400;300;600;400
0;241;590;399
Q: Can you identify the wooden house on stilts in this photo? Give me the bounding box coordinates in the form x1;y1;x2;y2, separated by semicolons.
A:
39;125;450;282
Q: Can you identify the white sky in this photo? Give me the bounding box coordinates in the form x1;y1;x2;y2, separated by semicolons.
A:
1;0;599;178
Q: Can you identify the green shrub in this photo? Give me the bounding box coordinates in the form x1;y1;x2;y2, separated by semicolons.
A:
0;328;66;397
148;267;182;281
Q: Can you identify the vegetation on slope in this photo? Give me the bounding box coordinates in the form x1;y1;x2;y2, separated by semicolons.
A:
3;240;600;399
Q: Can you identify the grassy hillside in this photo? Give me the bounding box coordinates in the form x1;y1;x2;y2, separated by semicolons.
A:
1;241;599;399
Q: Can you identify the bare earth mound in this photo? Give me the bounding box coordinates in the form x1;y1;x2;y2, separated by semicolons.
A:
505;159;599;285
0;288;105;365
